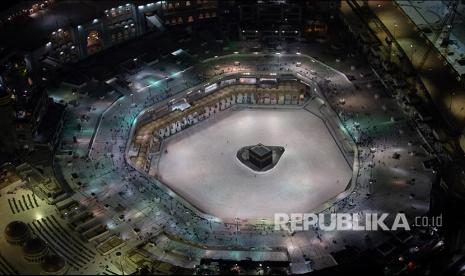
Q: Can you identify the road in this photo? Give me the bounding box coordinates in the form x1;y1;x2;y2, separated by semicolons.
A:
352;0;465;132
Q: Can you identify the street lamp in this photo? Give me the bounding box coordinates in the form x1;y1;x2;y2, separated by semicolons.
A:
71;88;79;104
449;92;456;111
410;44;415;65
235;217;240;231
276;52;281;66
130;93;134;104
116;251;124;275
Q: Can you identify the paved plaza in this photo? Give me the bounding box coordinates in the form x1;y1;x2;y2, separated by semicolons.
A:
70;51;433;273
157;107;352;220
0;43;438;274
3;0;464;274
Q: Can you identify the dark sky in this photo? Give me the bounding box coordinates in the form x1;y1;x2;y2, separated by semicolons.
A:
0;0;23;12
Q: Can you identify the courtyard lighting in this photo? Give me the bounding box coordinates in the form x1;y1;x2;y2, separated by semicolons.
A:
410;43;416;62
276;52;281;65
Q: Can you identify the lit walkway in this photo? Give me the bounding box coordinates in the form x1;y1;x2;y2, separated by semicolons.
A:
344;0;465;133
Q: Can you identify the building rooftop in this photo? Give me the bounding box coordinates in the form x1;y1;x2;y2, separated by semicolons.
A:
0;0;148;51
4;221;29;241
250;144;272;158
33;101;66;144
41;254;66;273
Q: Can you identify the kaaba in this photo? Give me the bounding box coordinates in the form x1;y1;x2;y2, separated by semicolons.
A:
248;144;273;169
237;143;284;172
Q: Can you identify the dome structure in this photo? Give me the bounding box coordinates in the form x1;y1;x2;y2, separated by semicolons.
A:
41;254;68;275
22;237;48;263
4;220;30;245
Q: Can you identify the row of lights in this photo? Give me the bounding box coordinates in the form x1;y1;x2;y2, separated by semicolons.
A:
51;28;64;36
105;4;132;16
5;0;51;21
232;51;301;55
241;30;299;34
138;2;156;9
47;2;160;50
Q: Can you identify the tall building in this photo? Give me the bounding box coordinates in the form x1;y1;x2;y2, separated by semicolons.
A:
0;48;63;155
0;57;17;155
219;0;340;41
159;0;218;27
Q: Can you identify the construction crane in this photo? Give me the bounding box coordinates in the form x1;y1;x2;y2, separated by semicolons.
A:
440;0;459;53
417;0;459;70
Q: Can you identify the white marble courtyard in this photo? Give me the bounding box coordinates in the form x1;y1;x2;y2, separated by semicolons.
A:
157;107;352;221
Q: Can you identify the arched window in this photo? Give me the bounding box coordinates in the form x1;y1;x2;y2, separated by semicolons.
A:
86;30;104;55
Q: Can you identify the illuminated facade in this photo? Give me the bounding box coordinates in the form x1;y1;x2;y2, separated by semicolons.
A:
45;1;219;63
159;0;218;27
235;0;339;41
